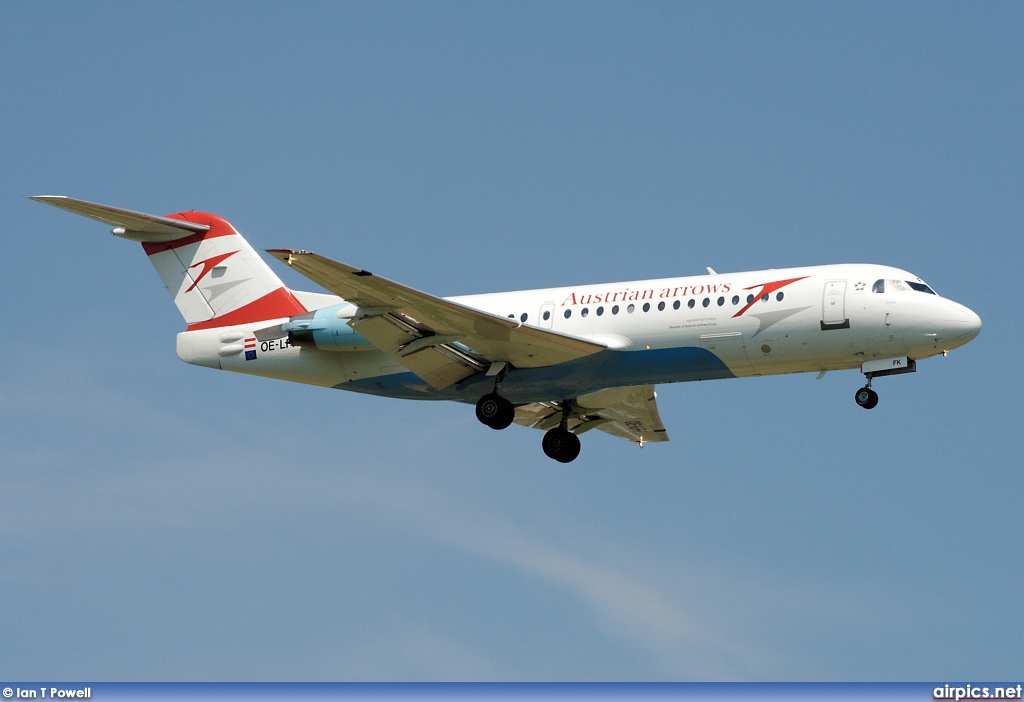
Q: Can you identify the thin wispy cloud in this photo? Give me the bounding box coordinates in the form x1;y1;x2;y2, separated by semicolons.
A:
321;475;879;679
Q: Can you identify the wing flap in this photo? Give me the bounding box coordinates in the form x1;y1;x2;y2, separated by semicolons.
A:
399;346;480;388
514;384;669;445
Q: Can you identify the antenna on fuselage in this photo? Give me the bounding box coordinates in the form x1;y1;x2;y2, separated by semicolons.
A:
706;267;717;275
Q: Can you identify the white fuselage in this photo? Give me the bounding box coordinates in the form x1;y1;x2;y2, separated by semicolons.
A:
177;262;981;404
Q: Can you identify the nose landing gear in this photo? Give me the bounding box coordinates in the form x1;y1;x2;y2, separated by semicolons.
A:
855;374;879;409
855;385;879;409
854;357;917;410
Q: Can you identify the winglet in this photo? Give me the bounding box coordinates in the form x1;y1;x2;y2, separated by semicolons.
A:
30;195;210;242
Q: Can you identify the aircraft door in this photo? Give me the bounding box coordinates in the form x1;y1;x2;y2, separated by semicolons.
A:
539;302;555;329
821;281;849;330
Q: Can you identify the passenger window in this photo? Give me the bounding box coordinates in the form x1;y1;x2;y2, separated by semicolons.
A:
612;305;619;315
761;293;769;302
747;294;754;304
872;279;885;293
776;292;784;301
520;313;528;323
673;300;681;310
702;298;710;308
542;310;551;321
581;307;589;318
642;302;650;312
596;306;604;316
688;299;696;309
508;314;514;319
564;309;571;319
627;303;635;313
732;295;739;305
717;296;725;306
658;301;665;311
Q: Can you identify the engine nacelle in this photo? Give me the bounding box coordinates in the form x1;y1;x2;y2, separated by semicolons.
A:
282;305;375;351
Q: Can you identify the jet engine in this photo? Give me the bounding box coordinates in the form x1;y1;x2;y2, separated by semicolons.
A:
279;305;376;351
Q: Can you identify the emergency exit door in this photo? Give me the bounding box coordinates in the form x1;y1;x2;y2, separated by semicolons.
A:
539;302;555;329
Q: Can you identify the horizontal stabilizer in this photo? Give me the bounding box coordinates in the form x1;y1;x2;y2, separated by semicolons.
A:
30;195;210;242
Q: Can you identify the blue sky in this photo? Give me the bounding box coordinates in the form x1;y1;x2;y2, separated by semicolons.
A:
1;1;1021;680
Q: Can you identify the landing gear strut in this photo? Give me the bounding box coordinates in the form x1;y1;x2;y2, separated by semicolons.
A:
541;401;581;463
855;376;879;410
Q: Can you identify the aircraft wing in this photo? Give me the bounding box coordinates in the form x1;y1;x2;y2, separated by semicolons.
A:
513;385;669;445
266;249;606;389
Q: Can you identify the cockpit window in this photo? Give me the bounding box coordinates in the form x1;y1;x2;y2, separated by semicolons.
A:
873;278;938;294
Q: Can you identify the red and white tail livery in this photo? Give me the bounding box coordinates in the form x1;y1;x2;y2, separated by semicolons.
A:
140;211;307;330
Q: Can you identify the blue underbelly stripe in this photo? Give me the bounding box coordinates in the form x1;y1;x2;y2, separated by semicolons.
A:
336;347;735;403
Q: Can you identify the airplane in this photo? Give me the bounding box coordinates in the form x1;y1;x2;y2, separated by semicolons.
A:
32;196;982;462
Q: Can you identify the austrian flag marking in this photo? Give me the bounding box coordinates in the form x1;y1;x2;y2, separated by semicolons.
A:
244;337;257;361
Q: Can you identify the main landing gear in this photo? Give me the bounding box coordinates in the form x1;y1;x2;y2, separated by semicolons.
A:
541;400;581;463
855;376;879;410
542;426;581;463
474;391;582;463
475;364;516;430
475;392;515;429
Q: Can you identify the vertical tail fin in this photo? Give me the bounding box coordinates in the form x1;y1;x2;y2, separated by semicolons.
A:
31;196;307;329
143;210;306;329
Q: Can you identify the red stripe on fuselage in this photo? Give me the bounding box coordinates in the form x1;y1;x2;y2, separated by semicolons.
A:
141;211;238;255
185;287;307;331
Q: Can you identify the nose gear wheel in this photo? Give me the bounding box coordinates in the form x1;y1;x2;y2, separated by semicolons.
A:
855;386;878;409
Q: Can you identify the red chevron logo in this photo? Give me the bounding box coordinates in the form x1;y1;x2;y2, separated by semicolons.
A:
732;276;809;318
186;251;239;292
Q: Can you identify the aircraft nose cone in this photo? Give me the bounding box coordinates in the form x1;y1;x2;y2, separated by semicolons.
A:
943;304;982;342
